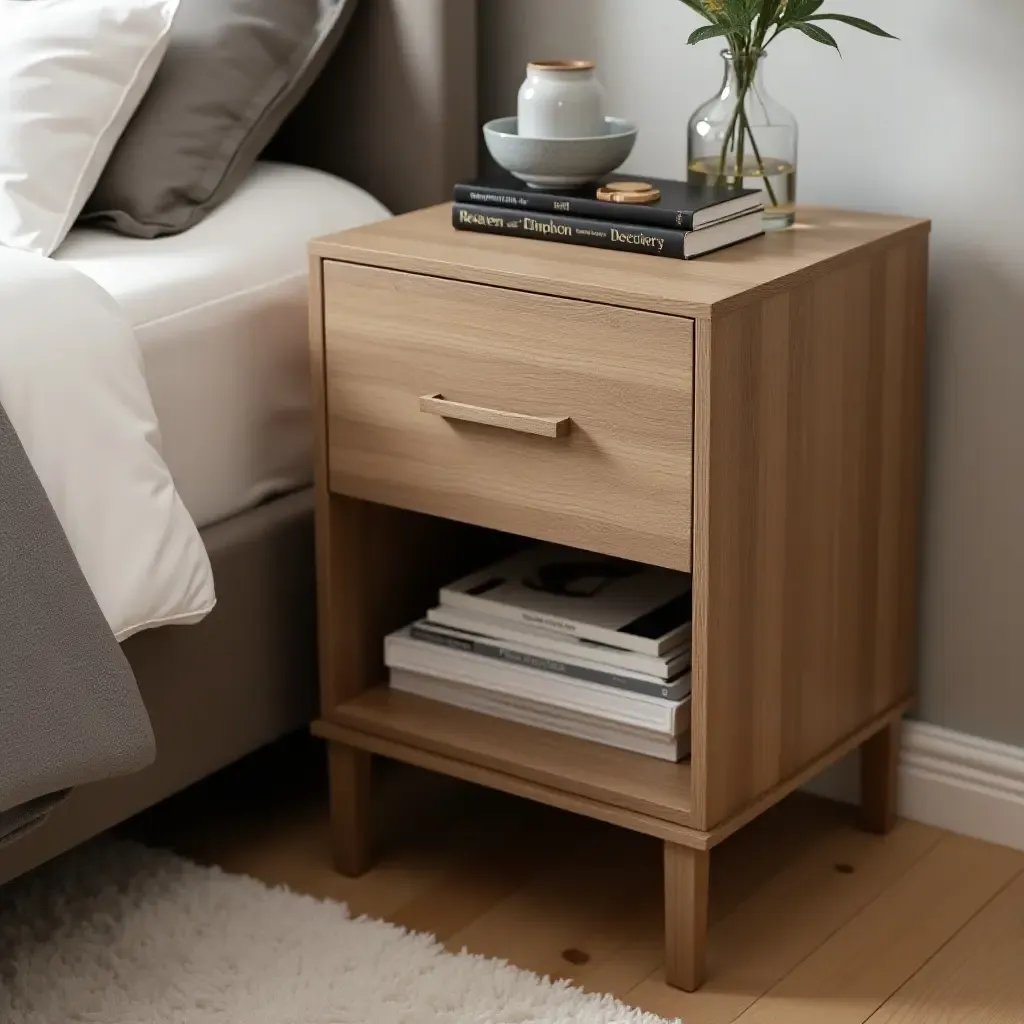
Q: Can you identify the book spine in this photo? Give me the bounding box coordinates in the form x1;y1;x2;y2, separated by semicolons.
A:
453;183;691;230
452;203;688;260
410;624;689;701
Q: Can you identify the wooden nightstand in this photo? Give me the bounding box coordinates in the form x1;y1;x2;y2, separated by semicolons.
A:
308;205;930;991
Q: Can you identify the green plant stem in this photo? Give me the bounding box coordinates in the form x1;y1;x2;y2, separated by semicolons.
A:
739;106;780;206
753;0;782;51
716;50;778;209
716;99;743;185
734;103;747;188
732;56;754;188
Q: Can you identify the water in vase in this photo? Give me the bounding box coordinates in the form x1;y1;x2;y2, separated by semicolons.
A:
688;155;797;230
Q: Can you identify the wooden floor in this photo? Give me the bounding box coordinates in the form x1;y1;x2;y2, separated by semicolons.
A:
131;735;1024;1024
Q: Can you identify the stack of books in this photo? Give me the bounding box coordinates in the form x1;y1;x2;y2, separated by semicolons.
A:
452;171;764;260
383;544;693;761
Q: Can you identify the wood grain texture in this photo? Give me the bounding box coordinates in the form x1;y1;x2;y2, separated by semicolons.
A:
322;262;694;571
313;257;517;716
308;254;338;713
435;796;844;1004
310;205;930;320
328;744;372;876
313;264;460;715
861;721;901;835
867;865;1024;1024
384;799;585;944
631;817;942;1024
157;751;1000;1024
312;493;506;714
311;210;931;991
315;719;702;848
664;843;709;992
317;688;694;830
732;833;1023;1024
690;229;930;831
704;699;911;849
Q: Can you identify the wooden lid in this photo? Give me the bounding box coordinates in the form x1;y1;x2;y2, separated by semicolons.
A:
527;59;595;72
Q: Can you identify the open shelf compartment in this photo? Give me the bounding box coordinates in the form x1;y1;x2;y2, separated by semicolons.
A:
321;686;693;832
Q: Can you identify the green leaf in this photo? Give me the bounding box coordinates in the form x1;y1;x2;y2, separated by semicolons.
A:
724;0;757;23
785;0;824;22
687;22;735;45
789;20;841;50
750;0;779;47
806;13;898;39
676;0;732;27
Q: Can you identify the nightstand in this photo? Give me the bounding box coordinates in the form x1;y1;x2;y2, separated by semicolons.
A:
308;205;930;991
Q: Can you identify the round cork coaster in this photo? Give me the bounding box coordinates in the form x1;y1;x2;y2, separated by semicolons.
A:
596;181;661;204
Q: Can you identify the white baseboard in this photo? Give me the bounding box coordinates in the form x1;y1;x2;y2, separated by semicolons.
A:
804;721;1024;852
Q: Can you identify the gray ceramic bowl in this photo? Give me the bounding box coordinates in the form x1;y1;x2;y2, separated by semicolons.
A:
482;116;638;189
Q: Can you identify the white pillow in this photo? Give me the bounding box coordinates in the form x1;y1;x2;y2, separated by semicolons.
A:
0;0;179;257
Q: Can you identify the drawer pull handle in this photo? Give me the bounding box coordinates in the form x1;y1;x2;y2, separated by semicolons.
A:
419;394;571;439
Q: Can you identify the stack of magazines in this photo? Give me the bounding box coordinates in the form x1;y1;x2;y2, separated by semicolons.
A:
384;544;692;762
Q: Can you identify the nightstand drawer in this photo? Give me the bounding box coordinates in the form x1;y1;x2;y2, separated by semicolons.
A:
322;262;693;570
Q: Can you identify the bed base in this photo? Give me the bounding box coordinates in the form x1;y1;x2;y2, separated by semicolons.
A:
0;489;317;885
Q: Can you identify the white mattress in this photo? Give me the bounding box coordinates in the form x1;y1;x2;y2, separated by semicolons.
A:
55;162;391;529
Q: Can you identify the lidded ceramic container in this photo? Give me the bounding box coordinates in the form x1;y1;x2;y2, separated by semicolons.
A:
517;60;606;139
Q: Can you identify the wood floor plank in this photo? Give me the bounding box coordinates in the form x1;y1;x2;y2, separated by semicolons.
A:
626;818;941;1024
866;870;1024;1024
561;796;852;1000
444;819;663;983
176;791;483;923
387;799;584;941
732;834;1023;1024
437;796;842;997
436;797;938;1018
138;748;1023;1024
137;757;503;922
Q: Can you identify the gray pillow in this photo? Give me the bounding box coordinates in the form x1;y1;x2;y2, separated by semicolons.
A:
84;0;358;238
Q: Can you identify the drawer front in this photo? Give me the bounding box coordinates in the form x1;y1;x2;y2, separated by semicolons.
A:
323;262;693;571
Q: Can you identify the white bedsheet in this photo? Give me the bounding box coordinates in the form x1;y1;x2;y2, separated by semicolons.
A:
0;248;214;640
56;163;391;528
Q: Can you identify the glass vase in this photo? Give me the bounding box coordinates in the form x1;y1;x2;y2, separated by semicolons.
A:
687;51;798;230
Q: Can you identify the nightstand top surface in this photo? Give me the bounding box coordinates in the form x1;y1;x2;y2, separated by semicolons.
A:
311;203;929;320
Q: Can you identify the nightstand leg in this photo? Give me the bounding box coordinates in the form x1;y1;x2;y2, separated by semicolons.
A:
664;842;709;991
860;720;901;834
328;743;372;876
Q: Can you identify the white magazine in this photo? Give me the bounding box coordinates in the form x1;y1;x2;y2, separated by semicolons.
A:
411;619;690;701
439;544;691;656
384;627;688;735
426;605;690;680
390;669;690;762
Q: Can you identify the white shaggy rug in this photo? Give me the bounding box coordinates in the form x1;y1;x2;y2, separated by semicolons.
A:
0;841;676;1023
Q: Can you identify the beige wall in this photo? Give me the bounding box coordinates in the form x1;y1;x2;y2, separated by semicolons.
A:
479;0;1024;745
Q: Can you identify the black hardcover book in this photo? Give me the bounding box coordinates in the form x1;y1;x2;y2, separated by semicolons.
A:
454;171;762;231
452;203;763;261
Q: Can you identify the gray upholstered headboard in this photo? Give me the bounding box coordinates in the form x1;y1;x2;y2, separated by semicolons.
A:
271;0;478;214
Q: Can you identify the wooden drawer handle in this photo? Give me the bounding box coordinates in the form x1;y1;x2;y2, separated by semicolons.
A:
419;394;571;439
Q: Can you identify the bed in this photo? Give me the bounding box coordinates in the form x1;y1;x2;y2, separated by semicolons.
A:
0;0;478;886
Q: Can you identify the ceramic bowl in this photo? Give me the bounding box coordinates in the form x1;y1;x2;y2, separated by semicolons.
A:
482;116;637;189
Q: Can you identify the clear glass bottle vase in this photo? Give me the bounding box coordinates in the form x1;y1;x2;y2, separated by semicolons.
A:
688;51;798;230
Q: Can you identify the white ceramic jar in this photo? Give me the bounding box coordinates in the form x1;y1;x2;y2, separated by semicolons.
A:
517;60;606;139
